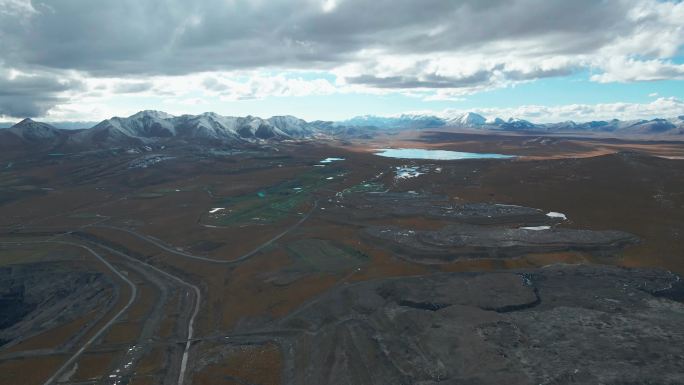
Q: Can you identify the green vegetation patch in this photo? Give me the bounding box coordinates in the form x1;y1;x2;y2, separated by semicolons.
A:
210;167;341;226
286;239;368;273
214;191;311;225
341;182;386;195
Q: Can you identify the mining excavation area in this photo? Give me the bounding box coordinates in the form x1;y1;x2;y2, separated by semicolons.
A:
2;133;684;385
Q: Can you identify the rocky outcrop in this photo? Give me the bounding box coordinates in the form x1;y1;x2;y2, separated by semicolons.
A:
364;224;638;262
0;262;113;348
272;265;684;385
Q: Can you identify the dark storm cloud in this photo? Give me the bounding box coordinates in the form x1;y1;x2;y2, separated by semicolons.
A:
346;71;493;89
504;67;578;81
0;69;82;117
111;81;154;94
0;0;638;76
202;77;229;92
345;65;578;89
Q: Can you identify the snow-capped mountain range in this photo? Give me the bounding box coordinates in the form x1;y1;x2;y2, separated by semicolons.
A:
78;110;320;144
0;111;335;151
340;114;446;130
2;110;684;151
338;112;684;135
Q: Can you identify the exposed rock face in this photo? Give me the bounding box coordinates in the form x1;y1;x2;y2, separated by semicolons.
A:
0;262;113;347
275;265;684;385
337;192;555;224
329;192;638;262
364;224;638;262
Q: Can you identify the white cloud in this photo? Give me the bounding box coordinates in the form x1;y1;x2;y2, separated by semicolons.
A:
26;71;341;121
321;0;340;13
0;0;36;17
1;0;683;120
202;73;337;100
602;0;684;58
591;57;684;83
430;97;684;123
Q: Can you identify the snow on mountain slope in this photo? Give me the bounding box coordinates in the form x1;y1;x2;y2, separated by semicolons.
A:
267;115;314;137
173;113;241;140
446;112;486;127
70;110;327;145
5;109;684;150
339;114;445;129
8;118;62;141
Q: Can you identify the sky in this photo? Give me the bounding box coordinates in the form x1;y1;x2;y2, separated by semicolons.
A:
1;0;684;123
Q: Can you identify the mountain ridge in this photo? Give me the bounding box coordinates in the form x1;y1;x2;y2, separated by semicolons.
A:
2;110;684;151
338;112;684;136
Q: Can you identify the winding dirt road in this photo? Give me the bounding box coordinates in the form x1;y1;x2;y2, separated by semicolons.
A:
2;197;320;384
36;242;138;385
90;242;201;385
92;200;318;264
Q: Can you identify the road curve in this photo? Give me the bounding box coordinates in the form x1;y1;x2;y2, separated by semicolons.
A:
89;242;201;385
93;200;318;264
4;199;318;383
38;242;138;385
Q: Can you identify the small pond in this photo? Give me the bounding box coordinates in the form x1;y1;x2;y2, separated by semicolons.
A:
374;148;514;160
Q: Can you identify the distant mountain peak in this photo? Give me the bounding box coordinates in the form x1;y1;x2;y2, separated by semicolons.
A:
8;118;61;141
447;112;486;127
339;114;445;129
5;109;684;151
11;117;53;129
75;110;322;145
129;110;175;120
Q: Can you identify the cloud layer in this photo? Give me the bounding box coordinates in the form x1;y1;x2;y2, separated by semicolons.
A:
430;97;684;123
0;0;683;119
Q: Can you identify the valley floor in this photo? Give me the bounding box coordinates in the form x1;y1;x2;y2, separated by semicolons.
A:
1;132;684;385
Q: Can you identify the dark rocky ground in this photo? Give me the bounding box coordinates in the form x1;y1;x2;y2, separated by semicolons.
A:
328;192;559;225
270;264;684;385
2;143;684;384
329;191;639;263
364;224;638;262
0;262;113;349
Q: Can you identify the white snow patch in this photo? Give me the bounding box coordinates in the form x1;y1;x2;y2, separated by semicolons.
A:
209;208;225;214
546;212;567;220
395;166;424;180
320;157;345;164
520;226;552;231
496;204;526;208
